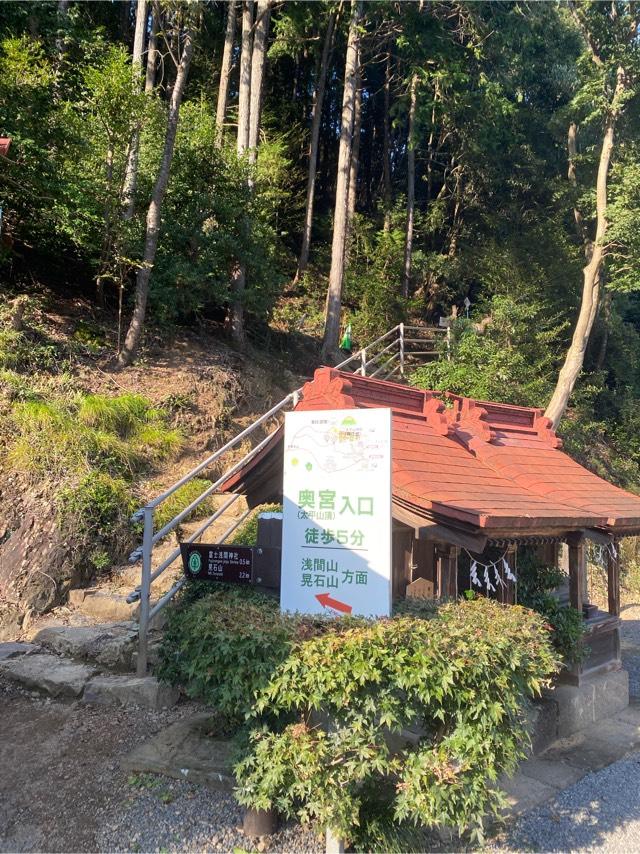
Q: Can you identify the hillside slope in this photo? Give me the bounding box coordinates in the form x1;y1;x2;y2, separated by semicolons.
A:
0;292;304;638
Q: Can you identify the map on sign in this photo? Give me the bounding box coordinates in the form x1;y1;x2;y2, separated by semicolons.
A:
280;408;392;618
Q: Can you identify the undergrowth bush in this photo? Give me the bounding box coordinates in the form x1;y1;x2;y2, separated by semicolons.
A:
160;584;558;846
234;598;559;847
157;584;337;722
517;548;586;665
153;478;215;531
7;392;181;478
2;376;183;580
58;471;136;574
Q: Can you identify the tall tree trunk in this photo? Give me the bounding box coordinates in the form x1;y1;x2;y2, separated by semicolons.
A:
237;1;254;155
296;10;337;281
229;0;254;349
117;26;194;368
321;0;362;360
383;48;393;232
402;73;417;300
121;0;147;220
544;66;625;429
56;0;69;58
345;71;362;264
215;0;237;147
145;3;159;93
248;0;272;172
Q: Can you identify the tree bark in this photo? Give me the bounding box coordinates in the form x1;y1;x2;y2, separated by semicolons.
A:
215;0;237;147
145;2;159;93
56;0;69;58
345;71;362;264
121;0;147;221
321;0;362;361
402;73;417;300
117;26;194;368
544;66;625;429
229;0;254;349
237;0;254;156
382;47;393;232
295;9;337;280
248;0;272;167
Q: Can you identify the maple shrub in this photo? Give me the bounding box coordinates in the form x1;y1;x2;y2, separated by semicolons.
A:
234;598;559;847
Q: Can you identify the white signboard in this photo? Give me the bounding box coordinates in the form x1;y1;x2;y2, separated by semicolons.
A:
281;408;392;617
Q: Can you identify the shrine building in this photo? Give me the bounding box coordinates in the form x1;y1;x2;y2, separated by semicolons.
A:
222;367;640;701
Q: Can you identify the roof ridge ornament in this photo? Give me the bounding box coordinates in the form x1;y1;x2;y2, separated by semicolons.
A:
298;367;355;411
422;396;450;436
450;398;493;456
533;414;563;449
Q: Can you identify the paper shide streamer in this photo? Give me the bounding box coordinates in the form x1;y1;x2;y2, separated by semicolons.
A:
466;550;516;594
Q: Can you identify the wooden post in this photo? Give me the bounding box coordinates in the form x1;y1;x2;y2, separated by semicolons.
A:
607;542;620;617
436;543;458;599
568;533;585;614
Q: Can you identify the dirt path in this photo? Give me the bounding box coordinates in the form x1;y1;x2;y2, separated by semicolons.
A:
0;677;198;853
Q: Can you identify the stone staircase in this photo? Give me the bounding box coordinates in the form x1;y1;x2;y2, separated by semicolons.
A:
0;620;174;709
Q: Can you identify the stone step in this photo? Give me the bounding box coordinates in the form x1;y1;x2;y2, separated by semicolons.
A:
83;674;179;710
0;652;98;698
68;590;137;622
121;712;235;791
33;622;139;671
0;646;179;709
0;641;40;661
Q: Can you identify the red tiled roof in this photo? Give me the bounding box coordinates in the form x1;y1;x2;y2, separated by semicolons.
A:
0;138;11;157
222;368;640;538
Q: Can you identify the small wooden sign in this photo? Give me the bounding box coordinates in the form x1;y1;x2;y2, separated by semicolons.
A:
180;544;253;584
180;544;282;589
406;577;434;599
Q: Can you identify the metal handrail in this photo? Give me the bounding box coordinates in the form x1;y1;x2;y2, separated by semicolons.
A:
140;390;299;513
130;319;448;675
334;324;400;370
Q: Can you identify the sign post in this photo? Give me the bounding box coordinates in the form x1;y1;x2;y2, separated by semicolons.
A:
281;408;392;617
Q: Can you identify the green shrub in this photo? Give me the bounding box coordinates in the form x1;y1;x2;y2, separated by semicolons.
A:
153;478;215;531
235;598;559;845
228;502;282;546
57;471;137;574
517;548;586;665
157;583;345;722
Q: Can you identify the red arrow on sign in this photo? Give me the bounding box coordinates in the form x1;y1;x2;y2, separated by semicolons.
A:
316;592;352;614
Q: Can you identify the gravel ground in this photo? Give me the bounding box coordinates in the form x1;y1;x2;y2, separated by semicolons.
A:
0;675;322;853
494;752;640;852
96;778;322;853
620;604;640;698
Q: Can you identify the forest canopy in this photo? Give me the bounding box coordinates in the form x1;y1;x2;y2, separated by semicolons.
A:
1;0;640;483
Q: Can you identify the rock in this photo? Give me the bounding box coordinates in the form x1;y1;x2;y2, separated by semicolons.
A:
0;603;22;641
121;712;235;791
0;653;97;698
76;591;136;622
67;589;86;607
0;641;39;661
83;674;179;710
33;623;138;671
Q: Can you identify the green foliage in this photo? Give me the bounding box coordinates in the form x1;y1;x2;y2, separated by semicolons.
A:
153;478;215;532
410;295;566;407
7;392;181;478
57;471;136;573
235;598;558;844
157;584;330;722
228;503;283;547
517;548;586;665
